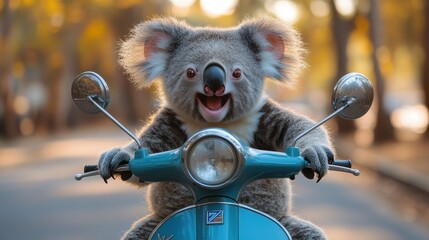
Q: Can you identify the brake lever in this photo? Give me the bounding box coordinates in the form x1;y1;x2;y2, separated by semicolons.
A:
328;164;360;176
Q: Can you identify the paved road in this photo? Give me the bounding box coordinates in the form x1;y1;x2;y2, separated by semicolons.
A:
0;128;428;239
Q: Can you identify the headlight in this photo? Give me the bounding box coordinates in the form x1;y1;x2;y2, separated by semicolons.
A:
182;129;243;189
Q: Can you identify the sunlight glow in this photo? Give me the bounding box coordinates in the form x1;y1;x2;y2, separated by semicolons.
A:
265;0;300;24
172;6;190;17
170;0;196;16
13;96;30;115
201;0;238;18
334;0;357;18
170;0;196;8
50;12;64;28
390;104;429;134
310;0;330;18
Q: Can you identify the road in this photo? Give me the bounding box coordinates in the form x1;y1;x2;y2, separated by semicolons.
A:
0;127;428;240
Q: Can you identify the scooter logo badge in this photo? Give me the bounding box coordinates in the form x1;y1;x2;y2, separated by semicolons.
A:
207;210;223;224
157;233;173;240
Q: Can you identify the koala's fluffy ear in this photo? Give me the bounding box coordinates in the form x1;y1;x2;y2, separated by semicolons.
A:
238;17;305;84
119;18;190;88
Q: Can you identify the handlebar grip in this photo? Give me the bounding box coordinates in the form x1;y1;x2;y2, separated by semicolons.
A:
84;165;98;173
331;160;352;168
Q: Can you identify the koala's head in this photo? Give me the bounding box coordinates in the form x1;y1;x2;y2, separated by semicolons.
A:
119;17;304;123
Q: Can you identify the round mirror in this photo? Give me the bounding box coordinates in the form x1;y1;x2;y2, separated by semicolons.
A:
71;71;110;114
332;72;374;119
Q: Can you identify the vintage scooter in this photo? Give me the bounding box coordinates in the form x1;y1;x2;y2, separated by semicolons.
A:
72;71;373;239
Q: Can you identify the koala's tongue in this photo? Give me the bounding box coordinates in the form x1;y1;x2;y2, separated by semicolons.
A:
206;96;222;110
197;94;230;122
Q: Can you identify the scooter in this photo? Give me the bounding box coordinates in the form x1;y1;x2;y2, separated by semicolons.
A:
71;71;373;239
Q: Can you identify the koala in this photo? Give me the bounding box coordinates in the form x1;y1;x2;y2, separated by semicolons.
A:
99;17;334;240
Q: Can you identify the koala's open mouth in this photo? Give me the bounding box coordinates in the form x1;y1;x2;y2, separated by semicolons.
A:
196;93;231;122
197;93;230;110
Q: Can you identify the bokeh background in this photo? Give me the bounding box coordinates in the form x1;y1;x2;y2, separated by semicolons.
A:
1;0;428;239
1;0;428;142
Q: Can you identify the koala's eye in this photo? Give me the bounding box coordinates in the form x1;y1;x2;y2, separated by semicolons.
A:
186;68;196;79
232;69;242;79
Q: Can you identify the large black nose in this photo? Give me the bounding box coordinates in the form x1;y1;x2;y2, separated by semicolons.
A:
203;64;225;93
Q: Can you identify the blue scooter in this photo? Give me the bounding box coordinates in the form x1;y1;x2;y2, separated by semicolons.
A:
72;72;373;239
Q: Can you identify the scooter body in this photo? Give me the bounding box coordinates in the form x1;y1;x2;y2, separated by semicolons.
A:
128;129;304;239
71;71;373;240
128;129;304;240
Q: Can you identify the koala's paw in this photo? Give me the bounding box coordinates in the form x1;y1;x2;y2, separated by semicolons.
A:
98;148;131;183
301;145;334;182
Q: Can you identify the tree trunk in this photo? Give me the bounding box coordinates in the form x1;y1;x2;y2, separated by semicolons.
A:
330;0;356;134
109;7;142;123
0;0;17;138
369;0;395;143
423;1;429;138
55;18;88;130
54;30;75;130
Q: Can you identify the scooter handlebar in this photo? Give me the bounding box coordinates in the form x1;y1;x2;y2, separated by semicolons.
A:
75;158;359;181
331;160;352;168
84;164;98;173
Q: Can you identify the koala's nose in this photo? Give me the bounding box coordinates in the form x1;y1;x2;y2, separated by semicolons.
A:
203;63;225;96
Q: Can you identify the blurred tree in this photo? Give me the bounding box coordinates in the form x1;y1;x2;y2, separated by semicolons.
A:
0;0;17;138
108;6;143;123
56;2;90;130
1;0;426;139
423;0;429;138
330;0;356;134
107;2;168;124
369;0;395;143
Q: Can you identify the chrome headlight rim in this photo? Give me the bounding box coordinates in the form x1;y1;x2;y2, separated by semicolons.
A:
182;128;244;189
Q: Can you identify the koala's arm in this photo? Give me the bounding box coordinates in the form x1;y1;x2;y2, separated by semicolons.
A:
253;99;334;179
98;108;187;185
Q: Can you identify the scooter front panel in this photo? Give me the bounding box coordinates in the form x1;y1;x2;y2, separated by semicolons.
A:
149;205;197;240
149;202;291;240
238;204;291;240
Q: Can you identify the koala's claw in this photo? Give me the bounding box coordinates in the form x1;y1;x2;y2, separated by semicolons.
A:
316;172;323;183
301;168;315;180
302;168;322;183
301;145;334;182
98;148;131;183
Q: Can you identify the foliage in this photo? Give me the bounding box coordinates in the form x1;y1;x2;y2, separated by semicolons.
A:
0;0;427;143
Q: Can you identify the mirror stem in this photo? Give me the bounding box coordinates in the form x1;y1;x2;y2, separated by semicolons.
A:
88;96;143;149
292;98;356;147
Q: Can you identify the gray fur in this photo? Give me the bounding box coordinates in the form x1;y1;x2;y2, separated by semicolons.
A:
255;99;334;178
99;16;333;239
279;215;328;239
121;214;162;240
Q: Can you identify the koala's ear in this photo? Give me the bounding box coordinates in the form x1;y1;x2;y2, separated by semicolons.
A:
119;18;190;88
238;17;305;84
